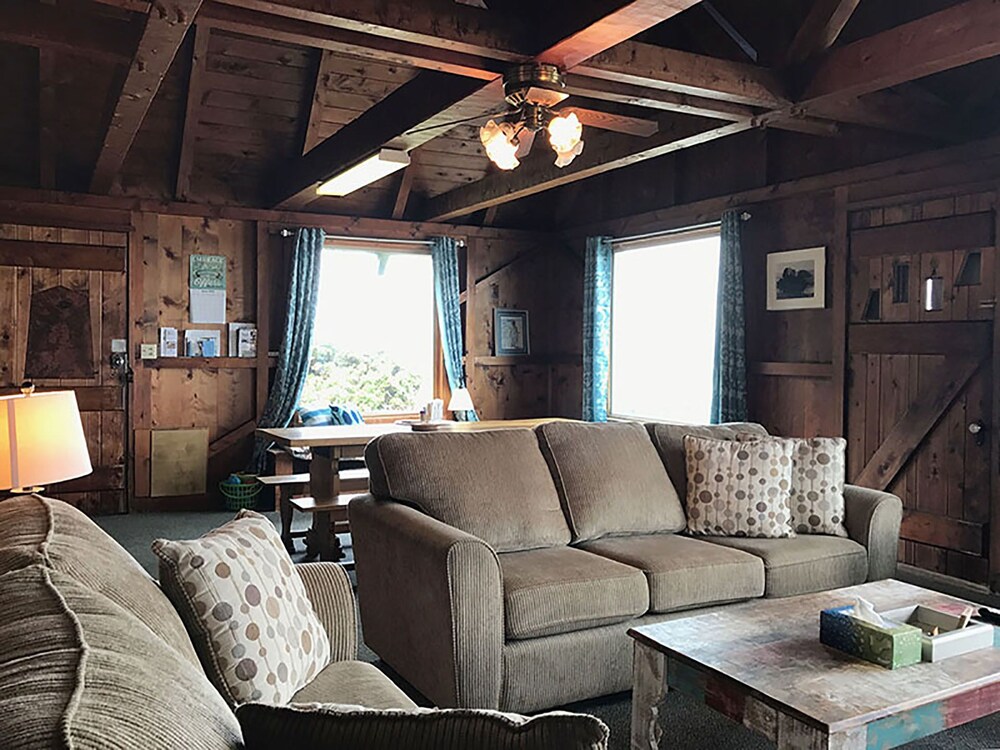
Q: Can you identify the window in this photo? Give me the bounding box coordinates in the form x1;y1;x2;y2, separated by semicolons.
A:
610;228;721;423
300;244;436;415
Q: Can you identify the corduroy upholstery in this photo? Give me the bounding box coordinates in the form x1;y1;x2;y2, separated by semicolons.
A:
237;703;609;750
296;561;358;662
350;496;504;708
644;421;769;504
498;547;648;639
365;430;570;552
579;534;764;613
0;564;243;749
704;535;868;598
843;485;904;581
0;494;199;666
291;661;416;709
535;421;685;542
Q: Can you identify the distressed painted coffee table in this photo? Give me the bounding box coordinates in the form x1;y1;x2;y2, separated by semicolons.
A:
629;580;1000;750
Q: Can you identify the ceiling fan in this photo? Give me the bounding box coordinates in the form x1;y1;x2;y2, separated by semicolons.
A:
408;63;657;172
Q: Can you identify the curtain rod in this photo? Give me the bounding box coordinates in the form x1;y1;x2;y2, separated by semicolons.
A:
611;212;751;247
276;229;464;247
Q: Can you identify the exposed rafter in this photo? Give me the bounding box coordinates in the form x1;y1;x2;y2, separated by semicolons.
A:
785;0;862;65
301;50;337;155
424;118;754;222
803;0;1000;104
175;24;210;200
0;0;139;64
268;0;703;208
91;0;204;194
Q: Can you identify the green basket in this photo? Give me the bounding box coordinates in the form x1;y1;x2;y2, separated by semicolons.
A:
219;473;263;512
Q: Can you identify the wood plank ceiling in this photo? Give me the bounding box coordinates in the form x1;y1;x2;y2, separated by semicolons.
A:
0;0;998;223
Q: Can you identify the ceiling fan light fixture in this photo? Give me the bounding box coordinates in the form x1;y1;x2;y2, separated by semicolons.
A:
480;119;520;171
548;112;584;168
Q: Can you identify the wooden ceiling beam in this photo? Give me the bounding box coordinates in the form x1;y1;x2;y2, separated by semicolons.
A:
0;0;139;64
423;118;755;222
301;50;337;155
198;3;508;80
804;0;1000;104
175;24;210;200
90;0;204;194
268;0;703;208
38;50;57;190
785;0;862;65
209;0;528;61
574;41;790;107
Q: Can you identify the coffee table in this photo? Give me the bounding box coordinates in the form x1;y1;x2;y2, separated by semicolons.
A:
629;580;1000;749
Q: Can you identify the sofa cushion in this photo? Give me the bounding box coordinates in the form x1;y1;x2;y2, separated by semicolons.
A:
704;536;868;598
291;661;417;709
684;435;796;538
498;547;648;639
153;510;331;706
0;494;199;666
645;422;769;504
237;702;609;750
366;430;571;552
0;565;242;749
580;534;764;613
535;421;685;542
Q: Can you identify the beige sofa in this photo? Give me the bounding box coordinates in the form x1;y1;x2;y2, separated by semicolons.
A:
351;421;903;714
0;495;608;749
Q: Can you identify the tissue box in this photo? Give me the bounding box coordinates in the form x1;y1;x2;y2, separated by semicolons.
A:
820;605;922;669
881;605;993;662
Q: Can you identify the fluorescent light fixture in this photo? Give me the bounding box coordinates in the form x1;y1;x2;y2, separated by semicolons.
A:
316;149;410;197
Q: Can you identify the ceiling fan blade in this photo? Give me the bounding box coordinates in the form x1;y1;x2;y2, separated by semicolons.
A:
514;128;536;159
558;107;659;137
403;110;509;137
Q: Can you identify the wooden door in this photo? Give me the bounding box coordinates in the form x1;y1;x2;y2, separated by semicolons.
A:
0;223;129;514
847;207;996;586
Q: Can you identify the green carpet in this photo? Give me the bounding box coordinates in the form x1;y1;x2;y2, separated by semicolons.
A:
98;512;1000;750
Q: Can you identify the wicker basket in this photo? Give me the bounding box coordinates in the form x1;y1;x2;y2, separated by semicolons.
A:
219;473;263;512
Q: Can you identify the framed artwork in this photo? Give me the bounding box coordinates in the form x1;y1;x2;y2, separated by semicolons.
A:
494;308;530;356
766;247;826;311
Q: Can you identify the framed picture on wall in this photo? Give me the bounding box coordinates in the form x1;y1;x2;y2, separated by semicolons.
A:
766;247;826;311
494;308;530;356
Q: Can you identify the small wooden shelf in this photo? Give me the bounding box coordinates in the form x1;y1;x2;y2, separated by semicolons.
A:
144;357;276;369
474;354;580;367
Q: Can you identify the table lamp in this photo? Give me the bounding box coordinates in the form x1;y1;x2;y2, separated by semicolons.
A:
0;385;93;494
448;387;476;419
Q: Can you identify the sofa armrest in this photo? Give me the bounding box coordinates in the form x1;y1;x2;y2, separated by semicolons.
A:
296;562;357;664
349;494;504;709
843;485;903;582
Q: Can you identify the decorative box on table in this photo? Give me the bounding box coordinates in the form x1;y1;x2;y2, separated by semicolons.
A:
820;605;922;669
881;605;994;662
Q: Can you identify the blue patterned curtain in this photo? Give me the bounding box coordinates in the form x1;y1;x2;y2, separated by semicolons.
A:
583;236;613;422
710;211;748;423
251;227;325;470
432;236;478;421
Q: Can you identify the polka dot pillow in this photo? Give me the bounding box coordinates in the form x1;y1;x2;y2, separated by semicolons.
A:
735;434;849;537
683;435;795;538
153;510;330;706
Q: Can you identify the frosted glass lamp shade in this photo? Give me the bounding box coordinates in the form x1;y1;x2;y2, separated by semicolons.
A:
448;387;475;414
0;390;93;491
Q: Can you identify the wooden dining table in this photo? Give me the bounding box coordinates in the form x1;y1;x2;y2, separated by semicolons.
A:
257;418;567;561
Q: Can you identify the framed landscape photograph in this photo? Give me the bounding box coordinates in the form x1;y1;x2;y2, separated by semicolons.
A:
494;308;530;356
766;247;826;311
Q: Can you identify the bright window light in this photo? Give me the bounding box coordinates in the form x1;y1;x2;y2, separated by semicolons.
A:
316;149;409;197
610;229;721;423
301;247;434;414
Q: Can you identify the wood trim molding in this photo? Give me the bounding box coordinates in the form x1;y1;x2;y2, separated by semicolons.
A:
750;361;834;379
0;239;125;271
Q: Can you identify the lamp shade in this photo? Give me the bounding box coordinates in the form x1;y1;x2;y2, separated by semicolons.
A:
0;390;92;491
448;387;475;414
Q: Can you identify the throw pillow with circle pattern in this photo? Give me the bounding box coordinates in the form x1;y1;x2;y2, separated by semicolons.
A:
683;435;796;538
735;434;848;537
153;510;330;706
